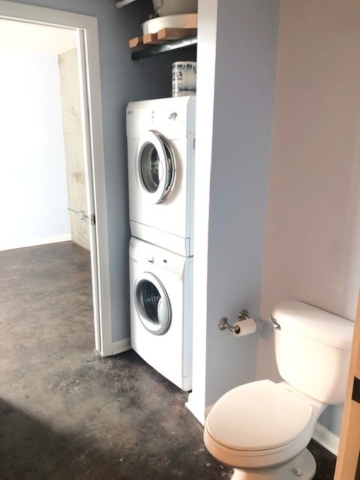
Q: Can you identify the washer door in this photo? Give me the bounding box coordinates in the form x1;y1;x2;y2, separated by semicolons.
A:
134;272;172;335
137;130;176;204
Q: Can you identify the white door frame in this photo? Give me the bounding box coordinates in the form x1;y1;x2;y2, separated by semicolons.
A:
0;0;113;356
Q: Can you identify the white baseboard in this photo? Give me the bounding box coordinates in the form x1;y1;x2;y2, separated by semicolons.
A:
186;394;205;425
111;337;131;355
0;234;72;252
312;422;339;456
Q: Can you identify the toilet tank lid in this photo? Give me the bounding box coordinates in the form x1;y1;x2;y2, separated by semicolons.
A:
272;301;354;350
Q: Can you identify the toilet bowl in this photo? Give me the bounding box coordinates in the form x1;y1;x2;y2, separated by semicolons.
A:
204;301;354;480
204;380;326;479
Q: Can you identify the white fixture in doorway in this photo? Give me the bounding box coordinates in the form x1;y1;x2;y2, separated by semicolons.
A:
0;0;112;357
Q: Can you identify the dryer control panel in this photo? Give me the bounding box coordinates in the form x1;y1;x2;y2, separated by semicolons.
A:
127;96;196;140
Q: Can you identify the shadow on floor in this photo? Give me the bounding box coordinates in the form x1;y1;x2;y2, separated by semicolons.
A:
0;397;112;480
0;350;231;480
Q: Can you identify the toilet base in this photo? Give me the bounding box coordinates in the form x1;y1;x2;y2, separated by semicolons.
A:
231;448;316;480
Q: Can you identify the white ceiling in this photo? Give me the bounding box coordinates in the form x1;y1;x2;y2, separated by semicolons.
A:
0;19;77;54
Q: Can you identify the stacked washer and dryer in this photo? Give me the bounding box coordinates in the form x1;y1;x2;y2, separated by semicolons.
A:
126;96;196;391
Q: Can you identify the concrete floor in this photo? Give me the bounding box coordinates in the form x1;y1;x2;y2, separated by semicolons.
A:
0;242;336;480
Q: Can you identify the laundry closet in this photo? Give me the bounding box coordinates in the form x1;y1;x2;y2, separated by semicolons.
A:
123;0;198;391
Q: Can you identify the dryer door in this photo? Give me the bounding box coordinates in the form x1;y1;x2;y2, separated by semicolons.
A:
137;130;175;204
134;272;172;335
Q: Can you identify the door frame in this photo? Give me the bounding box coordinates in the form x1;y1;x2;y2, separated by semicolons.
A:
334;292;360;479
0;0;113;356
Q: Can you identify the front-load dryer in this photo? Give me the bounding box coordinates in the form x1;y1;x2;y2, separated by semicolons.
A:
129;237;193;391
127;96;196;256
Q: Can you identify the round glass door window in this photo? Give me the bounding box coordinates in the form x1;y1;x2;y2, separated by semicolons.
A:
138;131;175;204
134;273;171;335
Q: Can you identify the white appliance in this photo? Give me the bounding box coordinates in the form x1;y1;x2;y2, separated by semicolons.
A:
126;96;196;257
129;237;193;391
204;301;354;480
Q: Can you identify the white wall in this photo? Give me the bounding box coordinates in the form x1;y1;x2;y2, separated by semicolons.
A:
0;49;70;251
260;0;360;437
188;0;280;421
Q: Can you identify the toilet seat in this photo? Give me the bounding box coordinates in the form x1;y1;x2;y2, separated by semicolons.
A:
204;380;319;469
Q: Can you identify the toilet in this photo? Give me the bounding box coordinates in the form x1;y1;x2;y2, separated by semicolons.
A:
204;300;354;480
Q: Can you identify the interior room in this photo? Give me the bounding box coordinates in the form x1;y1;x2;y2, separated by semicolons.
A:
0;0;359;479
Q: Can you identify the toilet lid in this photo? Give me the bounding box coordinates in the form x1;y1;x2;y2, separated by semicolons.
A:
206;380;313;452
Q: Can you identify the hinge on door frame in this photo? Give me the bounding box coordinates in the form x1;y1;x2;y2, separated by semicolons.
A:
90;214;96;226
352;376;360;404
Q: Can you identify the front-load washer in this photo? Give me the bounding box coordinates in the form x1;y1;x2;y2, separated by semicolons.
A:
129;237;193;391
127;96;196;256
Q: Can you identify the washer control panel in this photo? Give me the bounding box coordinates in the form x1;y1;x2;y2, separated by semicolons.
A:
130;238;186;278
148;254;182;276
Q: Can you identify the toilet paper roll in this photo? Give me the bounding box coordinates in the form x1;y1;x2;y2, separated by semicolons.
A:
232;318;257;338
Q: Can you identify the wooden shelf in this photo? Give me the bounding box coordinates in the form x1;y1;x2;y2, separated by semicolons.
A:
129;28;197;61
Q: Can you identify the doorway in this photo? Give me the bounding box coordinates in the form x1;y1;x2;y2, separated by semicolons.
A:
0;1;112;356
0;17;97;338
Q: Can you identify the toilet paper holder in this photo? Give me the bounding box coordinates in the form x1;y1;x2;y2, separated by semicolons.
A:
218;310;251;335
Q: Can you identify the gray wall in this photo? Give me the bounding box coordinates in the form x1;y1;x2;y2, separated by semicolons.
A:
190;0;280;414
205;0;280;406
4;0;194;343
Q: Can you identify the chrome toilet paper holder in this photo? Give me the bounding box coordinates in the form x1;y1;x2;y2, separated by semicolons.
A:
218;310;250;334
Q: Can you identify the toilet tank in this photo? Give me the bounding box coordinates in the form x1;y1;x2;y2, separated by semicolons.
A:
272;301;354;404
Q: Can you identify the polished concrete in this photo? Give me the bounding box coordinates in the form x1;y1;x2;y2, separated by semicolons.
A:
0;242;336;479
